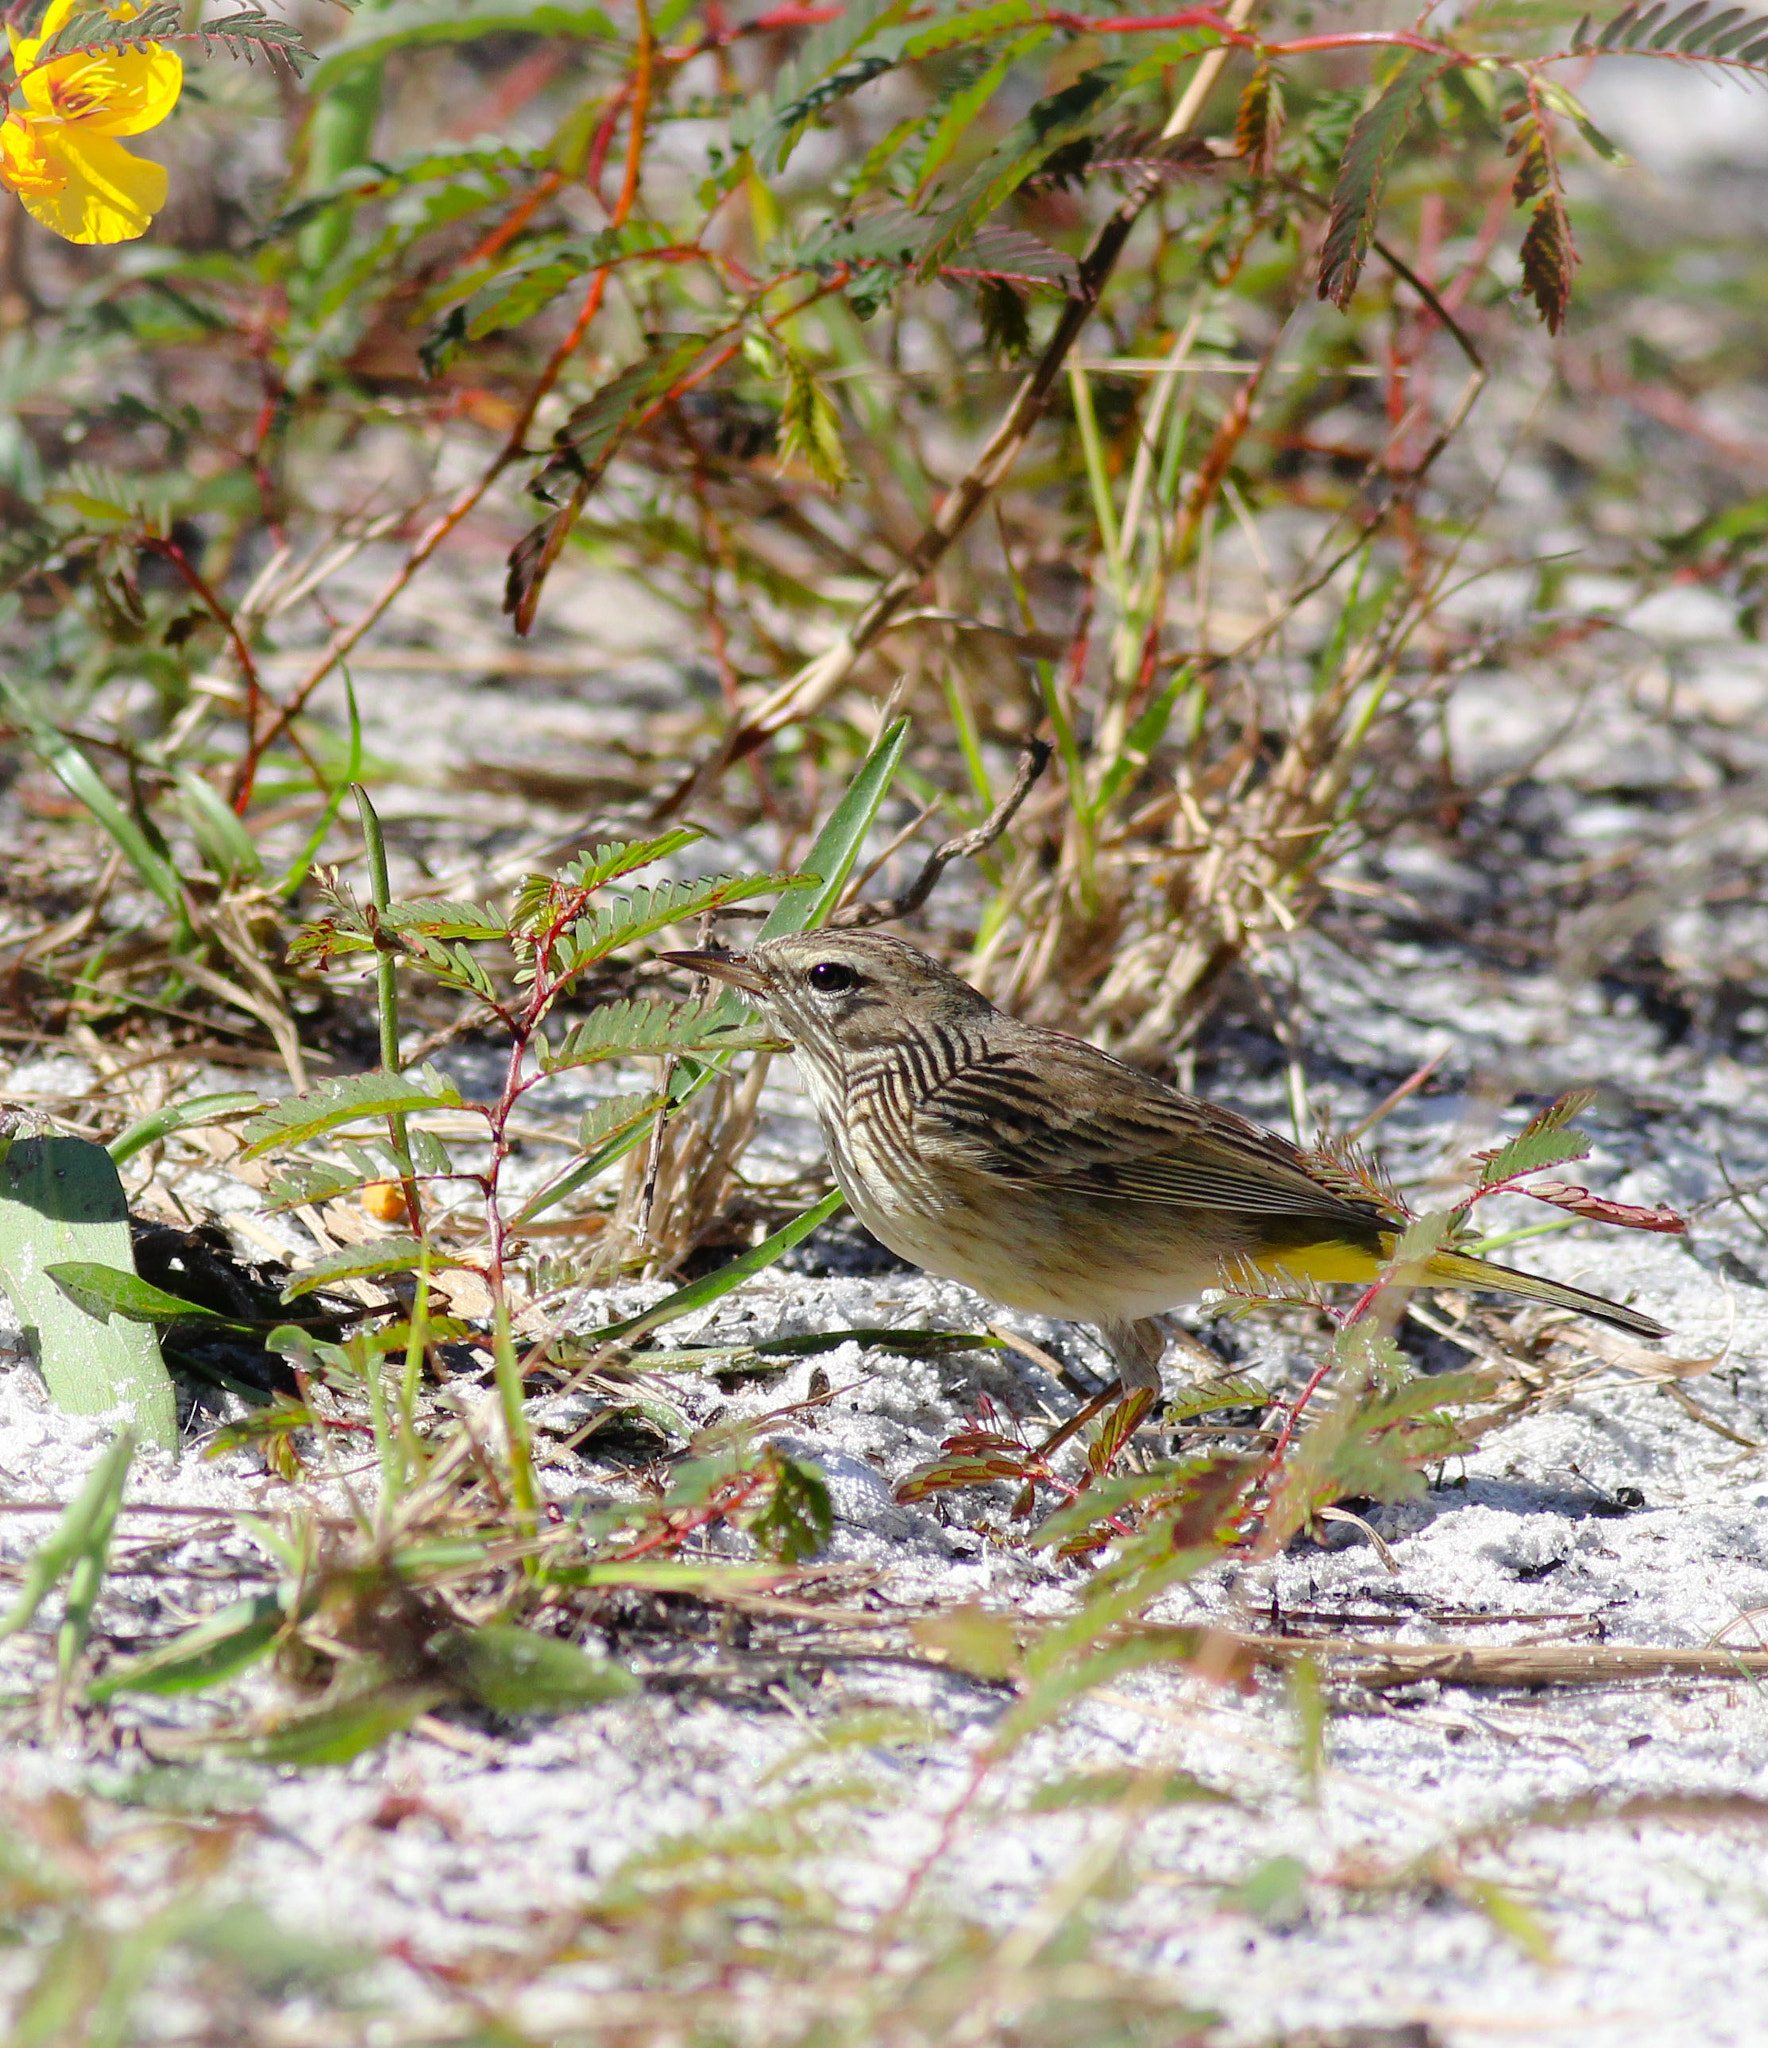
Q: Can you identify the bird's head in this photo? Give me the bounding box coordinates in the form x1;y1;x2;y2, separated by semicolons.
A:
661;930;993;1068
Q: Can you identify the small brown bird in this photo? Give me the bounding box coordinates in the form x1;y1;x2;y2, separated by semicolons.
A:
663;931;1667;1392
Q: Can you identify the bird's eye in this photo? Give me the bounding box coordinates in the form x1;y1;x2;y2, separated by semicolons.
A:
807;961;860;994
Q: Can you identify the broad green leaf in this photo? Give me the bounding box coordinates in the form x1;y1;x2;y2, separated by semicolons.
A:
759;717;910;938
171;769;263;882
914;1602;1019;1678
87;1593;286;1701
432;1623;636;1713
239;1068;464;1158
307;0;617;94
45;1262;247;1329
0;1138;176;1446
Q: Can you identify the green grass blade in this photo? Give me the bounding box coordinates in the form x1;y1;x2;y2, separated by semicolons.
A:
758;717;910;939
0;1429;133;1642
586;1189;847;1348
0;678;185;921
107;1092;260;1168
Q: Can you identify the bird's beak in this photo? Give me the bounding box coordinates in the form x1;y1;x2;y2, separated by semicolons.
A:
659;948;768;995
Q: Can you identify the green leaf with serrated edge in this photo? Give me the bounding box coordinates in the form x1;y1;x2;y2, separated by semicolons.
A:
1317;55;1446;310
378;897;508;940
407;1125;453;1176
528;333;715;504
541;994;782;1070
279;1238;435;1298
265;1159;383;1211
306;0;616;95
432;1624;636;1713
0;1431;134;1641
87;1593;286;1701
749;1453;834;1563
574;1092;662;1153
46;1262;248;1329
760;717;910;939
1475;1090;1596;1189
239;1068;465;1159
108;1092;259;1168
901;0;1037;58
0;1139;176;1446
255;142;532;246
585;1190;848;1347
1475;1124;1591;1186
916;61;1129;280
421;224;676;375
735;0;914;173
560;872;804;964
539;827;704;901
509;1061;703;1230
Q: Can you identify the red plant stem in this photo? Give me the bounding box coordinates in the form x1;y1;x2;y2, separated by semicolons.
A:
611;1468;774;1562
1260;1347;1337;1481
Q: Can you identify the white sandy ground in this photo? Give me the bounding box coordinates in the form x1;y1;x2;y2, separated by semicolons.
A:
4;55;1768;2026
0;1082;1766;2045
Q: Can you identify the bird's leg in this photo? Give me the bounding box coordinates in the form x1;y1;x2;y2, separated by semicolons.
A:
1024;1317;1166;1471
1103;1316;1167;1392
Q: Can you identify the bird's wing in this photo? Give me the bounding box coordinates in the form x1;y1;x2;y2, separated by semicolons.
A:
912;1033;1389;1227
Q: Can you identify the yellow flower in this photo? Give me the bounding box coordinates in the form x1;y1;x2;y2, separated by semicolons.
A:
1;0;182;244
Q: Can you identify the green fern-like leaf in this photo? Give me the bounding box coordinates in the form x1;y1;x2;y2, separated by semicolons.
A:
1317;55;1446;311
420;224;675;377
733;0;914;174
1473;1090;1596;1191
541;993;782;1070
1518;189;1577;333
305;0;615;94
916;60;1130;280
240;1069;466;1160
777;350;852;490
1235;60;1285;178
1577;2;1768;63
556;872;803;969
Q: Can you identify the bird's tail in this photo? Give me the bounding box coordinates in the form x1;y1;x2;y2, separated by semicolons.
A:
1423;1248;1667;1340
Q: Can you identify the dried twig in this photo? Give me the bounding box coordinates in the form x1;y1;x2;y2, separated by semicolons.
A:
835;741;1052;928
1179;1626;1768;1690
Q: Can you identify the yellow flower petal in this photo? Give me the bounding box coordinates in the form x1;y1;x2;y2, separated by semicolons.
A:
18;40;182;135
0;112;68;200
12;127;167;243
